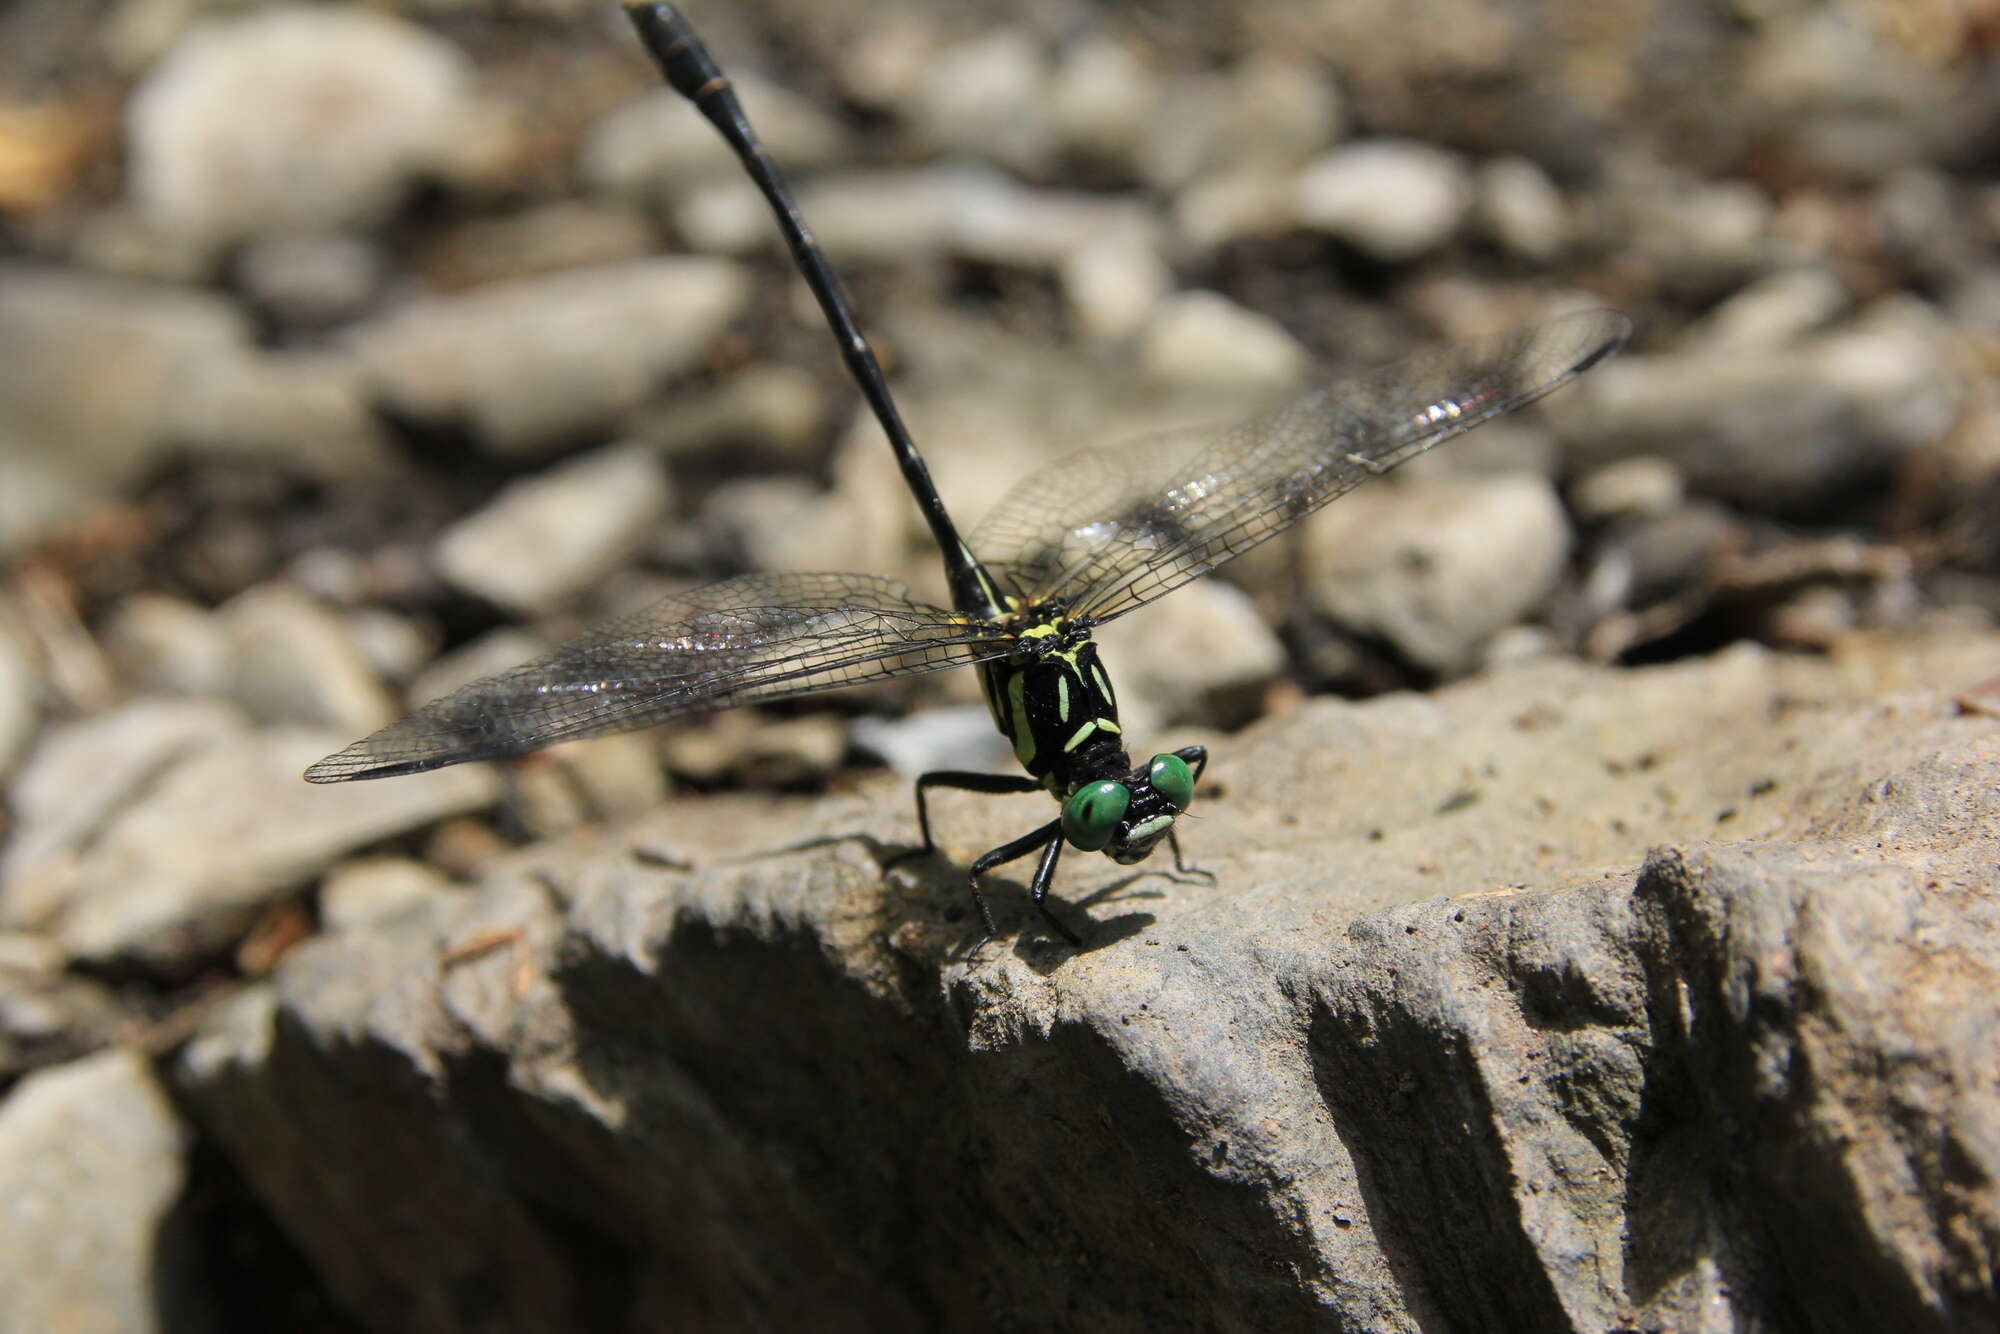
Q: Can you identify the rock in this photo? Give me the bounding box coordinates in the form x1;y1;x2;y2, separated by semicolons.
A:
1555;307;1958;514
1568;456;1686;524
1172;162;1301;255
220;583;397;734
1046;36;1160;169
419;201;658;290
234;231;383;325
1686;266;1848;351
0;1049;198;1334
160;346;390;481
319;857;458;933
1139;290;1309;390
0;617;40;779
173;632;2000;1333
0;931;128;1083
1094;580;1286;733
659;711;847;790
125;4;469;249
1061;230;1172;343
1302;472;1571;677
792;164;1157;271
912;30;1055;176
101;592;232;697
1475;155;1568;261
2;709;500;964
435;443;672;617
0;265;247;556
348;257;750;458
849;705;1016;779
0;698;245;930
635;363;828;471
1296;140;1474;262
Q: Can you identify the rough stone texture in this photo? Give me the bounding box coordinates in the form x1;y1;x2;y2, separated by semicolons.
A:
175;632;2000;1332
0;1048;203;1334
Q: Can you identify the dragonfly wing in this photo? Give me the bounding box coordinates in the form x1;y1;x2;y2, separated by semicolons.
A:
305;571;1011;781
972;309;1631;622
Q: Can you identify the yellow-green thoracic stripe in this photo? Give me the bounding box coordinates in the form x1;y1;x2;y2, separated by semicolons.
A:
977;626;1124;781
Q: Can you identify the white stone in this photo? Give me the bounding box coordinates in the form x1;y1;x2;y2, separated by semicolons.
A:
1476;156;1568;261
436;443;672;617
1062;230;1172;342
126;4;469;246
1303;473;1572;676
320;857;456;932
221;583;397;734
1139;290;1309;390
1296;140;1474;261
349;257;750;457
0;1049;189;1334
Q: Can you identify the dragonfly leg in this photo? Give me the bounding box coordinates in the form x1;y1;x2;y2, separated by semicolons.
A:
1166;827;1216;885
896;770;1041;859
1174;744;1209;786
969;819;1075;947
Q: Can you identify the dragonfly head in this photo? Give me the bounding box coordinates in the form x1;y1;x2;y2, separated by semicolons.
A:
1060;752;1197;863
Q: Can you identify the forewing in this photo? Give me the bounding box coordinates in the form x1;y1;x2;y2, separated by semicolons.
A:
305;571;1010;781
972;309;1631;622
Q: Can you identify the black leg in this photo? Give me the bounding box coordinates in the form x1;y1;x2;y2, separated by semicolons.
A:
891;770;1041;862
1167;827;1215;884
968;819;1074;947
1175;744;1209;786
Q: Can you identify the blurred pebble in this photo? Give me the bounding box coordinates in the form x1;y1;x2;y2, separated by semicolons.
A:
1584;504;1749;614
1303;474;1571;677
220;583;396;734
850;705;1014;779
702;476;848;576
0;620;40;780
0;698;247;930
1173;163;1301;256
1296;141;1473;262
1569;457;1686;524
435;443;671;617
0;933;63;985
419;201;657;290
792;164;1157;271
1095;580;1285;732
1062;230;1172;342
319;857;457;933
0;1049;192;1334
31;726;500;964
1767;584;1857;649
158;347;391;482
582;75;844;204
349;256;749;457
1047;36;1160;169
913;30;1056;176
0;266;246;556
1557;308;1956;513
552;733;669;822
1614;165;1778;296
635;363;828;471
1475;156;1568;262
235;232;382;325
340;608;437;688
100;593;232;698
1140;290;1309;389
126;4;469;249
661;711;846;789
1686;268;1848;352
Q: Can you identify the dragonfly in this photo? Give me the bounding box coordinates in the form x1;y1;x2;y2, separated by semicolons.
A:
307;1;1632;947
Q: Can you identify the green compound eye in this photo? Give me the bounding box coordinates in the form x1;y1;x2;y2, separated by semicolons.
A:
1062;780;1130;851
1148;753;1195;811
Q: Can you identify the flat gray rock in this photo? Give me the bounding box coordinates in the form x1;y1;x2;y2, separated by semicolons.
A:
175;633;2000;1332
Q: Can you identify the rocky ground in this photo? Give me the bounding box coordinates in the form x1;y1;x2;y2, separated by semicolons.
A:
2;1;1998;1330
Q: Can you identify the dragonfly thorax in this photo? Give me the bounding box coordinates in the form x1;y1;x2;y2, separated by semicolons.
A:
976;616;1123;783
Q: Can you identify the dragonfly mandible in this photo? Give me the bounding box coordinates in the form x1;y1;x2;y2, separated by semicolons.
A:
307;2;1632;948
